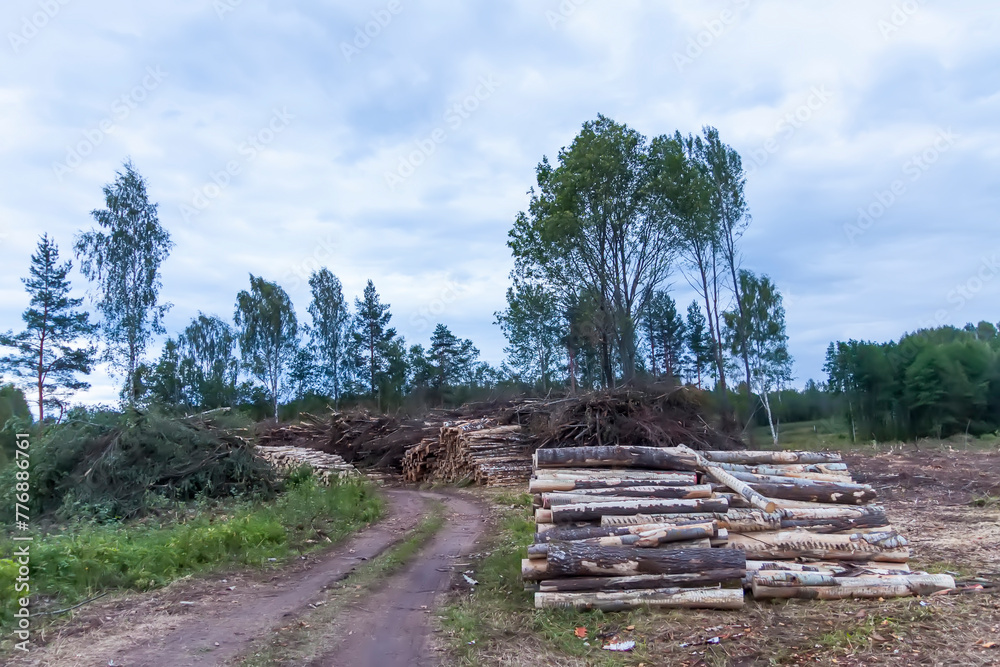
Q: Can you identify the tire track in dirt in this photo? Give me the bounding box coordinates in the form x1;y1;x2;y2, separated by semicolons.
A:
310;491;484;667
120;489;433;667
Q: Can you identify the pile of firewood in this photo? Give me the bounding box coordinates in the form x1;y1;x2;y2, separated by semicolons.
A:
401;420;534;486
257;445;359;484
522;445;955;611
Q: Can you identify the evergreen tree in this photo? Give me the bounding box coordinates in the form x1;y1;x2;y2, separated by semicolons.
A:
234;275;298;418
307;269;350;406
428;324;480;389
351;280;396;409
0;234;97;422
288;345;318;402
75;159;173;406
642;290;686;382
684;301;714;388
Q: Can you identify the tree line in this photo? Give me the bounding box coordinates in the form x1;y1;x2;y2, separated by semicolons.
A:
498;116;792;439
824;322;1000;441
0;160;500;423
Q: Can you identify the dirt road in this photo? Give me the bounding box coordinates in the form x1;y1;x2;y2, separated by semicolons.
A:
11;488;484;667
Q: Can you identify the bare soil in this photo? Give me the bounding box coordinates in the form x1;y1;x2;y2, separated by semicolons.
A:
9;488;485;667
439;447;1000;666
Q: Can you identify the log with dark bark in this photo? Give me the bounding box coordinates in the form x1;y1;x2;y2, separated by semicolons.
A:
528;476;698;493
541;484;713;506
600;508;782;533
538;569;744;592
724;530;910;562
543;543;746;578
536;520;718;543
702;450;843;465
529;535;713;555
533;446;699;471
751;573;954;599
738;478;877;505
549;497;729;523
534;587;744;611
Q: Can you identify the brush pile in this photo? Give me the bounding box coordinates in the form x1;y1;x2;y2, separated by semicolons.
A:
256;445;359;484
522;445;954;611
402;420;533;485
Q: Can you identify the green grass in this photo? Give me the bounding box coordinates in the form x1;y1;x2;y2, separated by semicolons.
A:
0;476;383;629
237;500;447;667
753;418;1000;453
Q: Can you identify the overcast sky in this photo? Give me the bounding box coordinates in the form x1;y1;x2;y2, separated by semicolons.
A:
1;1;997;405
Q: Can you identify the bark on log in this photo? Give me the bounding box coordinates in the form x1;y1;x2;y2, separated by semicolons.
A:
533;446;700;471
752;573;954;600
742;480;877;505
538;569;744;592
550;497;729;523
702;450;843;465
533;469;699;482
746;560;911;574
542;484;713;506
724;530;910;562
711;462;850;477
780;505;887;521
544;543;746;578
780;511;889;534
703;467;777;513
529;477;698;493
530;535;713;555
537;521;717;543
601;509;781;534
534;587;744;611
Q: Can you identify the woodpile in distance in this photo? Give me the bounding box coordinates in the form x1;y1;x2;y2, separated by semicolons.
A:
257;445;359;484
523;445;955;611
402;419;534;486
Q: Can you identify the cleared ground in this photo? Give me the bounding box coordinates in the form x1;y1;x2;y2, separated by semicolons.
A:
438;445;1000;666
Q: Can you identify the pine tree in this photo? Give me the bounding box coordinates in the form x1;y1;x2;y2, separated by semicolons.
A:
75;159;173;406
643;290;686;382
351;280;396;409
684;300;714;388
0;234;97;422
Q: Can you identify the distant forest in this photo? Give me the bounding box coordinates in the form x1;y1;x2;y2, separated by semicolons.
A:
1;118;997;446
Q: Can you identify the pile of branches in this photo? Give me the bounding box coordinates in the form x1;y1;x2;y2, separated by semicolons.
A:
502;387;743;452
258;411;446;472
26;409;278;520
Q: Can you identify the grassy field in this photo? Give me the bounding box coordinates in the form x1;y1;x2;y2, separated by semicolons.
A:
752;418;1000;453
0;474;383;630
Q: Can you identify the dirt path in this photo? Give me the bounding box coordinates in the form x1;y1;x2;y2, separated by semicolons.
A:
11;488;483;667
311;492;484;667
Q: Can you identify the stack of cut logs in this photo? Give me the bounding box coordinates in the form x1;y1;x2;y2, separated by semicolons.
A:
523;445;955;611
257;445;359;484
401;420;534;486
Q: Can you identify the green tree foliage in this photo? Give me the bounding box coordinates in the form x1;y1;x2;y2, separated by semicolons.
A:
234;275;298;418
143;338;190;407
307;269;351;406
495;282;564;390
1;234;97;423
508;116;676;382
178;313;240;408
642;290;686;381
824;323;1000;440
684;301;714;388
351;280;398;408
427;324;480;389
75;160;173;406
0;384;32;460
288;346;318;402
723;271;792;444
